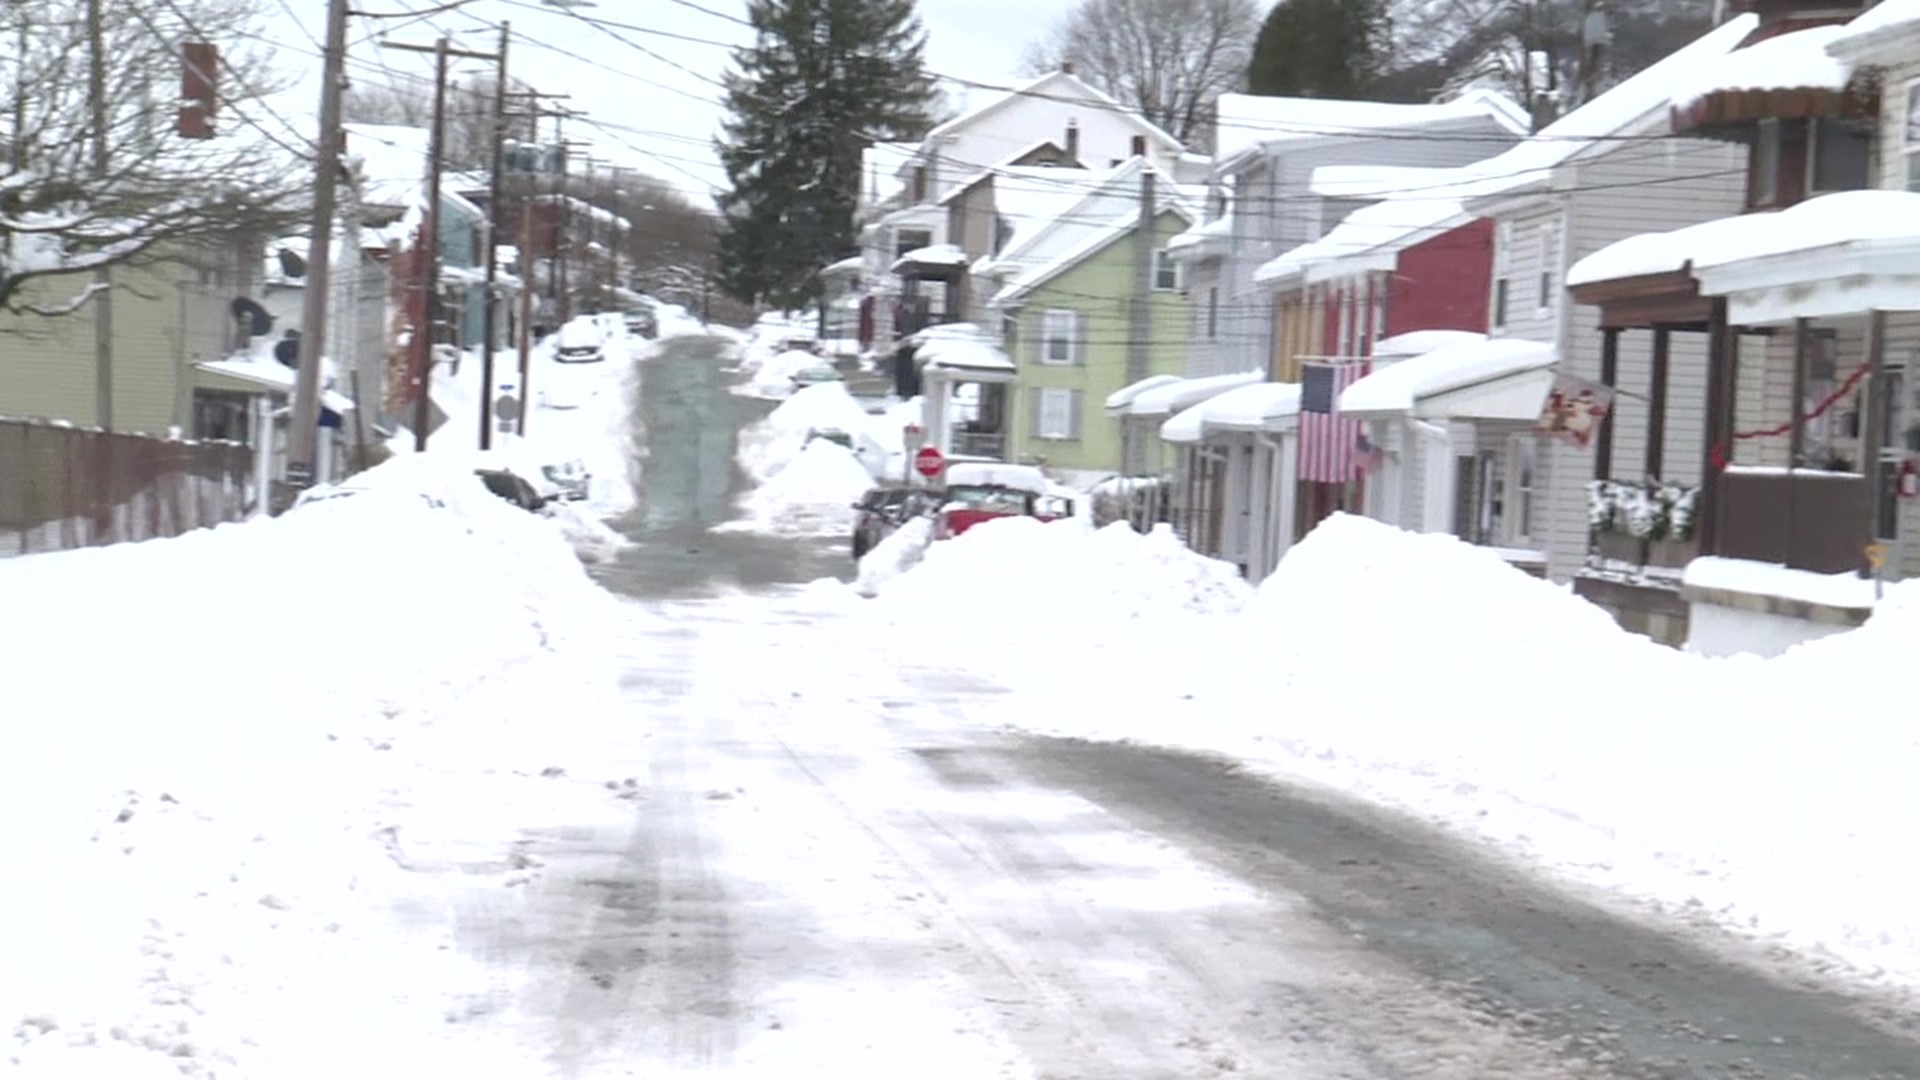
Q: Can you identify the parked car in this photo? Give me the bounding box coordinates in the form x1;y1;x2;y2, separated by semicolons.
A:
623;307;658;339
807;427;854;451
554;321;606;363
791;362;842;389
931;462;1055;540
540;458;592;502
473;468;547;512
851;485;936;559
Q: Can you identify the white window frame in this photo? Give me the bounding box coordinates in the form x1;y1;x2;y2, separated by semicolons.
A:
1535;216;1560;319
1153;248;1180;291
1504;433;1538;546
1903;80;1920;192
1039;308;1081;365
1036;387;1078;440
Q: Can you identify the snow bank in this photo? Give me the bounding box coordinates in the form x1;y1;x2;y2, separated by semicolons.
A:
0;453;631;1078
716;438;875;537
741;347;830;399
854;515;933;598
867;516;1251;630
736;382;878;484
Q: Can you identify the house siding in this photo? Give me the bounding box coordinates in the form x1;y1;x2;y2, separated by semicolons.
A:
1011;212;1191;473
0;258;233;436
1387;219;1494;337
1535;136;1749;581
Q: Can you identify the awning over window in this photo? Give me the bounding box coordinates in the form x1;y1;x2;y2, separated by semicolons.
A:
1339;338;1555;422
1160;381;1303;444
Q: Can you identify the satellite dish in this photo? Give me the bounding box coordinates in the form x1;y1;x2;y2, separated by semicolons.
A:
278;247;308;279
230;296;274;338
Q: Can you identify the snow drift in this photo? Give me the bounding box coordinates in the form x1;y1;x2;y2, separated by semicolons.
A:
716;438;876;537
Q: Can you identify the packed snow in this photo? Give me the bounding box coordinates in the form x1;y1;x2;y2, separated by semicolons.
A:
715;437;876;537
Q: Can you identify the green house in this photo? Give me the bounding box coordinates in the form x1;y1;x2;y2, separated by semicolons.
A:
991;205;1195;479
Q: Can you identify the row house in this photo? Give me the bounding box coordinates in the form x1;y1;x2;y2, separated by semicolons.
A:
1565;0;1914;656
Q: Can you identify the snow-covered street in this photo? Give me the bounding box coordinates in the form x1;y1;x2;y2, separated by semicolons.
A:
10;332;1920;1079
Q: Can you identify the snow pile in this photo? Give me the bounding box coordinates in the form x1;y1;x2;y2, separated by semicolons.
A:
867;516;1251;635
715;438;876;537
651;300;708;340
736;382;882;484
853;515;933;598
735;312;814;374
742;348;831;399
542;497;632;564
0;453;630;1079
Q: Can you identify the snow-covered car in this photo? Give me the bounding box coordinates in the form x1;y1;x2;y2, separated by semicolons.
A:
850;485;936;559
623;308;658;339
806;426;854;451
473;468;547;512
931;462;1056;540
540;458;592;501
791;363;842;389
553;321;606;364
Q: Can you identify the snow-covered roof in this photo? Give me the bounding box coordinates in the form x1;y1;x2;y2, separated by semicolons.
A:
994;197;1196;306
892;243;970;273
1194;381;1304;435
1372;329;1488;359
1340;338;1556;417
1128;370;1263;418
1569;190;1920;290
1211;88;1528;167
944;461;1048;492
926;70;1184;156
1668;24;1853;113
1310;165;1472;200
1255;15;1762;289
909;322;1015;373
1105;373;1185;413
820;255;863;277
1828;0;1920;64
195;358;355;412
1167;212;1233;256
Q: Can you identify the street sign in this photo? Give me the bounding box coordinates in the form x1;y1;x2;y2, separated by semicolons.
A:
914;445;945;478
493;394;522;423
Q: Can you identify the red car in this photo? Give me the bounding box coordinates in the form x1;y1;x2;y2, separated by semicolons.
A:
930;463;1075;539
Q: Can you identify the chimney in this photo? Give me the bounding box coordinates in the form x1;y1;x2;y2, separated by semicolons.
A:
1130;135;1147;158
1065;119;1080;162
178;41;218;140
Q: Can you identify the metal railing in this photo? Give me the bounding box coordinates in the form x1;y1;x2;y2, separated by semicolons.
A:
0;420;253;557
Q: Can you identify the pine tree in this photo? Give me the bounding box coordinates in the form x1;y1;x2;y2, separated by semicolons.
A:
1247;0;1389;100
714;0;936;309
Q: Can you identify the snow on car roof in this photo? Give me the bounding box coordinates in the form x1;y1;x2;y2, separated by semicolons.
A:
943;461;1049;493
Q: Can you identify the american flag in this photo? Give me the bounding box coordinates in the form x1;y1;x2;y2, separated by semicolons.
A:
1298;361;1368;484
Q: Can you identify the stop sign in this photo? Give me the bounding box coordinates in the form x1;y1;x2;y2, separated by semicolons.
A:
914;445;946;478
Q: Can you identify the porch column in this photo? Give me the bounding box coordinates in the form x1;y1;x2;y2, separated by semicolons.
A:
1595;328;1619;481
1861;309;1889;577
1699;299;1736;556
1276;433;1300;556
1790;318;1810;466
1646;326;1670;482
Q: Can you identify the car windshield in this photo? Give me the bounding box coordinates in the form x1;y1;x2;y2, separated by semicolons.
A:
943;486;1030;515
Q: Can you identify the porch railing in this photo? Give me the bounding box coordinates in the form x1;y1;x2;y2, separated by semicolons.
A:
951;430;1005;459
1713;468;1870;574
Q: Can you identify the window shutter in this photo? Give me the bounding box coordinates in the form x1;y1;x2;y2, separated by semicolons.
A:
1071;310;1085;365
1068;389;1084;439
1029;387;1045;440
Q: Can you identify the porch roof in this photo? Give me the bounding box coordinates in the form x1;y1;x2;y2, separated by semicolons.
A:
1572;191;1920;324
194;359;356;413
1667;24;1853;116
891;243;970;275
908;323;1017;379
1339;337;1555;421
1372;329;1488;359
1125;370;1262;419
1104;373;1185;415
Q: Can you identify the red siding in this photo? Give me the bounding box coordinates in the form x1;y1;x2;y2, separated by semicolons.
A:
1385;217;1493;338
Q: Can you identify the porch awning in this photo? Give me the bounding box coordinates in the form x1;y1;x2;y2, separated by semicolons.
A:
1371;329;1487;359
1667;24;1852;117
194;359;356;413
1104;373;1184;415
1160;381;1303;444
1339;338;1555;421
1126;370;1262;419
909;323;1016;381
890;242;969;275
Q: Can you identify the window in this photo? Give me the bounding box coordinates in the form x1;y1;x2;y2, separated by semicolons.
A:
1507;434;1537;544
1812;119;1872;193
1536;218;1559;317
894;227;931;261
994;215;1014;255
1207;286;1219;340
1907;81;1920;191
1036;387;1080;440
1492;221;1512;328
1154;248;1179;291
1753;118;1781;207
1040;308;1080;364
1877;356;1910;541
1798;328;1844;469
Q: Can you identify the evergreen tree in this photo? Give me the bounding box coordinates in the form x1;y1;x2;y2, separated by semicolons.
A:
715;0;936;309
1247;0;1389;100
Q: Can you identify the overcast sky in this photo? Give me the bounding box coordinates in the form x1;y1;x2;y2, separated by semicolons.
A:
256;0;1068;203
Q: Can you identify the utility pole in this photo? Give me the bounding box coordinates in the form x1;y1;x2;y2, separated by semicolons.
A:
479;21;510;451
1127;140;1155;388
85;0;112;431
288;0;350;495
381;35;501;452
517;200;534;436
